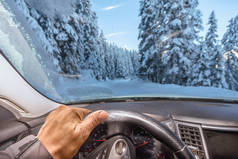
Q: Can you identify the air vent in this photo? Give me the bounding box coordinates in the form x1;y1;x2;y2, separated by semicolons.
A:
177;124;206;159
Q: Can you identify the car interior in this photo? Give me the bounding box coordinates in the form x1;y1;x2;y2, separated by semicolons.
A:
1;91;238;159
1;0;238;159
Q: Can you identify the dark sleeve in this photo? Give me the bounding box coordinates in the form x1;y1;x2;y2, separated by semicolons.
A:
0;135;52;159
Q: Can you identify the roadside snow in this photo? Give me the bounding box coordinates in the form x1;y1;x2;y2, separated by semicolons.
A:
55;74;238;102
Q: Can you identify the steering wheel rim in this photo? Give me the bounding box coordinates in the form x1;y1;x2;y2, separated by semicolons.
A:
85;110;195;159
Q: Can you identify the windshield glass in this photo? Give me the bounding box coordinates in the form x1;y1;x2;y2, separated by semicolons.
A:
1;0;238;103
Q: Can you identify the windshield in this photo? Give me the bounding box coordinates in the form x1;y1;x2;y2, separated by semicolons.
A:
1;0;238;104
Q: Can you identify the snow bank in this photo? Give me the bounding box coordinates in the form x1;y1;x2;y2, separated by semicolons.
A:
55;75;238;102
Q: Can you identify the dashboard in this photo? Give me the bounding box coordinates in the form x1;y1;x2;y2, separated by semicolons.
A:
77;116;238;159
76;99;238;159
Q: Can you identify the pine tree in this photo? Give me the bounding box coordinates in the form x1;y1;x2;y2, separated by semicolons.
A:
28;8;63;73
104;44;116;79
138;0;159;81
104;43;138;79
205;11;226;88
115;51;128;78
214;45;227;88
49;14;82;75
222;15;238;90
69;0;86;69
160;0;203;85
191;41;205;86
29;5;83;76
138;0;202;85
80;0;106;80
129;50;140;76
193;11;227;88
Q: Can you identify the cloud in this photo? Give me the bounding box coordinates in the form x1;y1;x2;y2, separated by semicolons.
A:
106;32;126;38
102;4;123;11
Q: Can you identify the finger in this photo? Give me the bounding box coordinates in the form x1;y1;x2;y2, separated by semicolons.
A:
58;105;68;109
71;107;92;117
71;108;92;120
81;110;108;132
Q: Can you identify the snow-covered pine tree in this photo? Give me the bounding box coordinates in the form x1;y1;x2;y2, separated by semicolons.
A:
95;30;107;80
206;12;227;88
28;8;63;73
191;41;205;86
69;0;86;69
115;51;128;78
81;0;106;80
161;0;203;85
29;6;82;76
225;51;238;90
138;0;160;81
214;45;227;88
30;0;107;79
104;43;137;79
51;14;82;75
129;50;140;76
104;43;117;79
81;0;94;63
150;0;170;83
222;15;238;90
138;0;202;85
99;31;107;61
112;45;126;78
123;48;134;77
193;11;227;88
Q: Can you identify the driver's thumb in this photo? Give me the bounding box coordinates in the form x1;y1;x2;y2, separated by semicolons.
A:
82;110;108;132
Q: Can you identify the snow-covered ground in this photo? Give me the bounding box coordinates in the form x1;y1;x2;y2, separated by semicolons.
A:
55;72;238;103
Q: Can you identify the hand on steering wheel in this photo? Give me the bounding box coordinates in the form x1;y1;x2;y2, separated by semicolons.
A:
37;106;194;159
37;105;108;159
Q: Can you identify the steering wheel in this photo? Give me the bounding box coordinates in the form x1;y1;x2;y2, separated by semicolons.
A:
82;110;195;159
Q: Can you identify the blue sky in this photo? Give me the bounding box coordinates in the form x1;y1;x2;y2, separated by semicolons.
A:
91;0;238;50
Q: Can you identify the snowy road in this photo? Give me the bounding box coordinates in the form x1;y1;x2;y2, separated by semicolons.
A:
56;78;238;102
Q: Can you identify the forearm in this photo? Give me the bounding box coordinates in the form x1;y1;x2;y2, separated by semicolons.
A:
0;135;52;159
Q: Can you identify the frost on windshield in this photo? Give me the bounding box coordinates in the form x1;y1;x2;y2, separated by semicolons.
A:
2;0;238;103
0;0;62;101
25;0;75;19
0;3;23;73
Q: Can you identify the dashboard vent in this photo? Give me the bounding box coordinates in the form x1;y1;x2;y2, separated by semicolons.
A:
178;124;206;159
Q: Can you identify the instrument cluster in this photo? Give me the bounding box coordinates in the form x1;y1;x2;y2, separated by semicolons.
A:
79;125;173;159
